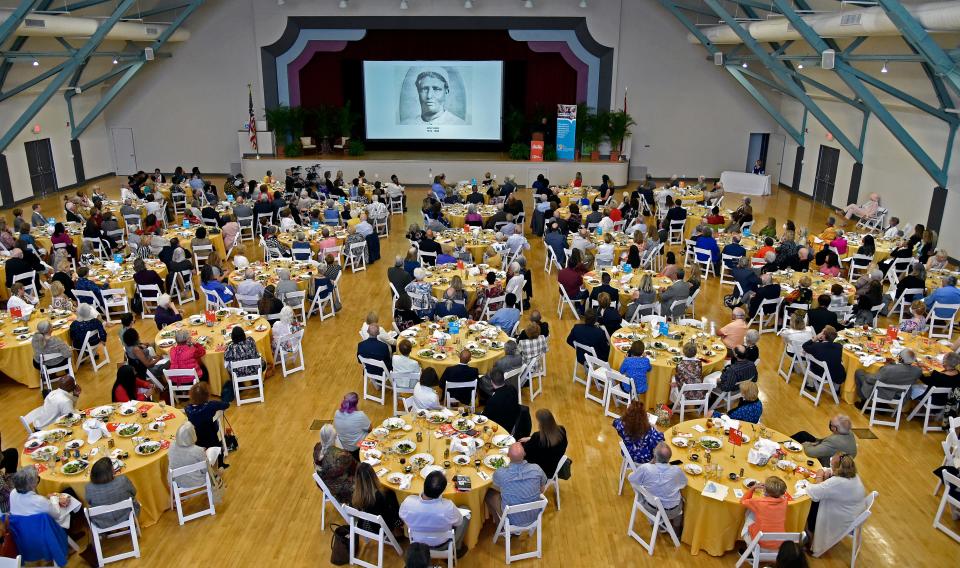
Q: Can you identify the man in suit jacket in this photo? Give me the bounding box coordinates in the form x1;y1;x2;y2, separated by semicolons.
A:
441;350;480;405
482;370;521;433
588;271;620;306
855;348;922;404
748;273;782;318
801;326;845;384
659;269;691;320
565;310;609;364
790;414;858;466
484;205;508;231
357;324;392;375
417;230;443;259
387;256;414;304
807;294;840;334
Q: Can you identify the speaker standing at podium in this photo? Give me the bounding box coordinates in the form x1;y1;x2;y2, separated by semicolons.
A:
752;159;765;175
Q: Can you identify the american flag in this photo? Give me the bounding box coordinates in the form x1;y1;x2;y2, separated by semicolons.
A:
248;84;258;152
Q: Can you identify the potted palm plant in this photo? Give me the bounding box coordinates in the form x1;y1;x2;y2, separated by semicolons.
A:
607;110;636;162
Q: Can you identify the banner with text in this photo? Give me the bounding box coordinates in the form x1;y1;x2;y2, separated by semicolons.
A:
556;104;578;161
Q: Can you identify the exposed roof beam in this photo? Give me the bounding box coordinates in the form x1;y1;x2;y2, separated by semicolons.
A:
875;0;960;97
0;0;54;90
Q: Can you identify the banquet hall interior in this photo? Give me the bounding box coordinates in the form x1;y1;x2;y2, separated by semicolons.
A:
0;0;959;567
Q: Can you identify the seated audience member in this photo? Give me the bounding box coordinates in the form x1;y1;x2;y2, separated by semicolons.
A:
351;462;402;535
168;329;208;383
399;470;468;555
613;401;664;464
411;367;442;410
111;364;153;403
596;292;622;336
484;442;547;526
313;424;357;503
807;295;840;334
790;414;858;466
85;457;141;528
357;323;392;374
805;453;866;558
748;273;781;319
488;292;521;334
433;288;468;320
619;340;651;400
740;476;791;551
440;350;480;406
154;294;183;329
68;302;107;350
566;309;610;363
520;409;568;478
184;382;230;465
629;442;687;533
854;348;922;406
715;346;758;393
333;392;371;459
30;376;81;429
800;325;846;387
718;307;748;349
672;341;705;398
32;320;73;371
481;370;521;432
169;422;223;493
712;381;763;423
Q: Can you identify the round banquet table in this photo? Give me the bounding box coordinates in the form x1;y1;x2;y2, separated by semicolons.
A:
155;182;198;205
0;311;74;388
566;232;638;265
435;229;497;265
421;264;506;308
227;259;315;293
443;204;498;229
34;222;84;254
608;323;727;410
162;226;226;259
582;268;673;308
359;409;512;548
23;403;187;528
85;258;168;299
0;259;10;299
555;188;600;207
714;233;762;258
157;312;273;395
400;320;507;376
101;199;148;228
926;268;960;291
669;188;707;205
836;327;952;404
769;270;856;304
844;233;894;262
671;417;816;556
276;228;347;254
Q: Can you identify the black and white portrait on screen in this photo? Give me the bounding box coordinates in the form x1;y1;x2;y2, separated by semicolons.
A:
397;66;470;126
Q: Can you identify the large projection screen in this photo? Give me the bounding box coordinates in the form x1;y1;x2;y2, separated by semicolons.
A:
363;60;503;141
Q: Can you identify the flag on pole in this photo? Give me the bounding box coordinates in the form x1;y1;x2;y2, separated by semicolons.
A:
247;84;258;152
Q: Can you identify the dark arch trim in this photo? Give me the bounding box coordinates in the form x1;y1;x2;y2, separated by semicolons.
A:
261;16;613;111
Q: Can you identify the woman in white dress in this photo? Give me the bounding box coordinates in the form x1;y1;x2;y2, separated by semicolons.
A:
411;367;442;411
805;452;867;557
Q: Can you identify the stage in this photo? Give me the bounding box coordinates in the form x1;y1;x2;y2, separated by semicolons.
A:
240;151;631;188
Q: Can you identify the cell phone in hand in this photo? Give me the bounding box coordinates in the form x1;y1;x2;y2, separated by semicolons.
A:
669;459;683;466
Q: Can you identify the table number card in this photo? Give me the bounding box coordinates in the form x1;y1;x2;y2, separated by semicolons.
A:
729;429;744;447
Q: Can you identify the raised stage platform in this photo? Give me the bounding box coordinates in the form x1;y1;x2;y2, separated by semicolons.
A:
240;151;631;188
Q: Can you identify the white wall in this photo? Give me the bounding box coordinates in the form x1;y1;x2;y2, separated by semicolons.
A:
99;0;774;181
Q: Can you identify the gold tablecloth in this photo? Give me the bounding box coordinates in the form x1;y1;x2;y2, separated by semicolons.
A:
157;313;273;395
435;229;497;265
0;312;74;388
25;403;187;527
161;227;226;259
443;204;498;230
608;323;727;409
359;410;507;548
566;232;637;264
227;259;314;293
34;223;84;255
101;200;147;228
672;418;815;556
276;229;347;254
582;268;672;308
555;188;600;207
400;321;507;376
769;270;856;304
86;258;168;299
422;264;506;308
845;233;894;262
836;327;950;403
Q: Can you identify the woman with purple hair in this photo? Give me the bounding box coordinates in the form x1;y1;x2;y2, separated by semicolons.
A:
333;392;371;460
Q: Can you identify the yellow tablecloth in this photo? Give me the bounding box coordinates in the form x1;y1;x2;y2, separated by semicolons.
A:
227;259;314;293
86;258;168;299
157;313;273;395
443;204;498;230
422;264;506;308
276;229;347;254
845;233;894;262
769;270;856;304
672;418;815;556
0;312;74;388
836;327;950;403
582;268;672;308
25;403;187;528
359;410;508;548
608;324;727;409
566;232;637;264
435;230;497;264
555;188;600;207
401;321;507;376
162;227;226;259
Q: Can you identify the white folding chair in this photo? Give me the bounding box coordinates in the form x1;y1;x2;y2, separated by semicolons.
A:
842;491;877;566
934;470;960;544
273;330;305;377
667;219;685;245
799;354;839;406
169;461;217;525
344;241;367;273
891;287;925;322
776;341;805;383
604;369;635;418
556;283;582;320
669;382;713;422
342;505;404;568
517;356;543;403
322;245;344;266
907;387;951;433
617;440;639;495
163;369;199;406
583;354;612;405
389;194;404;215
39;353;76;392
312;472;349;531
75;329;110;372
844;254;873;282
11;270;39;300
409;529;456;568
719;255;740;286
172;270;197;305
84;498;141;566
358;356;390;405
544;455;569;510
861;381;910;429
193;244;214;273
137;283;162;319
627;302;660;323
736;531;803;568
417;249;437;266
927;302;959;339
20;407;43;435
693;247;714;279
101;288;130;324
237;215;255;242
491;496;549;564
389;371;420;416
82;237;110;260
748;297;782;334
257;212;274;233
228;358;265;406
443;379;478;414
627;485;681;556
308;281;337;320
123;215;142;237
479;293;507;321
571;342;598;387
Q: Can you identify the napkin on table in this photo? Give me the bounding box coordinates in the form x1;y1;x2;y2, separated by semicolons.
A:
398;474;414;491
701;482;729;501
83;418;110;444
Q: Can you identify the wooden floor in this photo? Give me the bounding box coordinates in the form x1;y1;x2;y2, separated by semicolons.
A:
0;177;956;567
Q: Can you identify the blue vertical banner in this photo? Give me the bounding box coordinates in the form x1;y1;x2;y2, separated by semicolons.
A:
556;104;577;161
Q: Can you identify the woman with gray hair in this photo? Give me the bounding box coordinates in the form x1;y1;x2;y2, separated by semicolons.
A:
169;422;224;492
68;302;107;350
312;424;357;503
742;329;761;363
155;293;183;329
274;268;299;306
6;281;38;319
168;328;208;383
271;306;301;353
31;320;72;370
166;246;194;291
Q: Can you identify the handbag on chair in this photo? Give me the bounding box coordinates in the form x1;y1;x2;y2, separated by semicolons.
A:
330;524;350;565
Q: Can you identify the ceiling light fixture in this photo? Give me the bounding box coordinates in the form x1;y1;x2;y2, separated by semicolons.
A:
112;58;118;64
464;0;473;7
797;63;803;69
881;60;888;74
32;59;39;67
339;0;348;8
579;0;588;7
399;0;408;8
523;0;534;8
741;62;748;68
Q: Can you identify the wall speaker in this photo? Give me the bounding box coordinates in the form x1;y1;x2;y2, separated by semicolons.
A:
821;49;835;70
714;52;724;66
144;47;155;61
